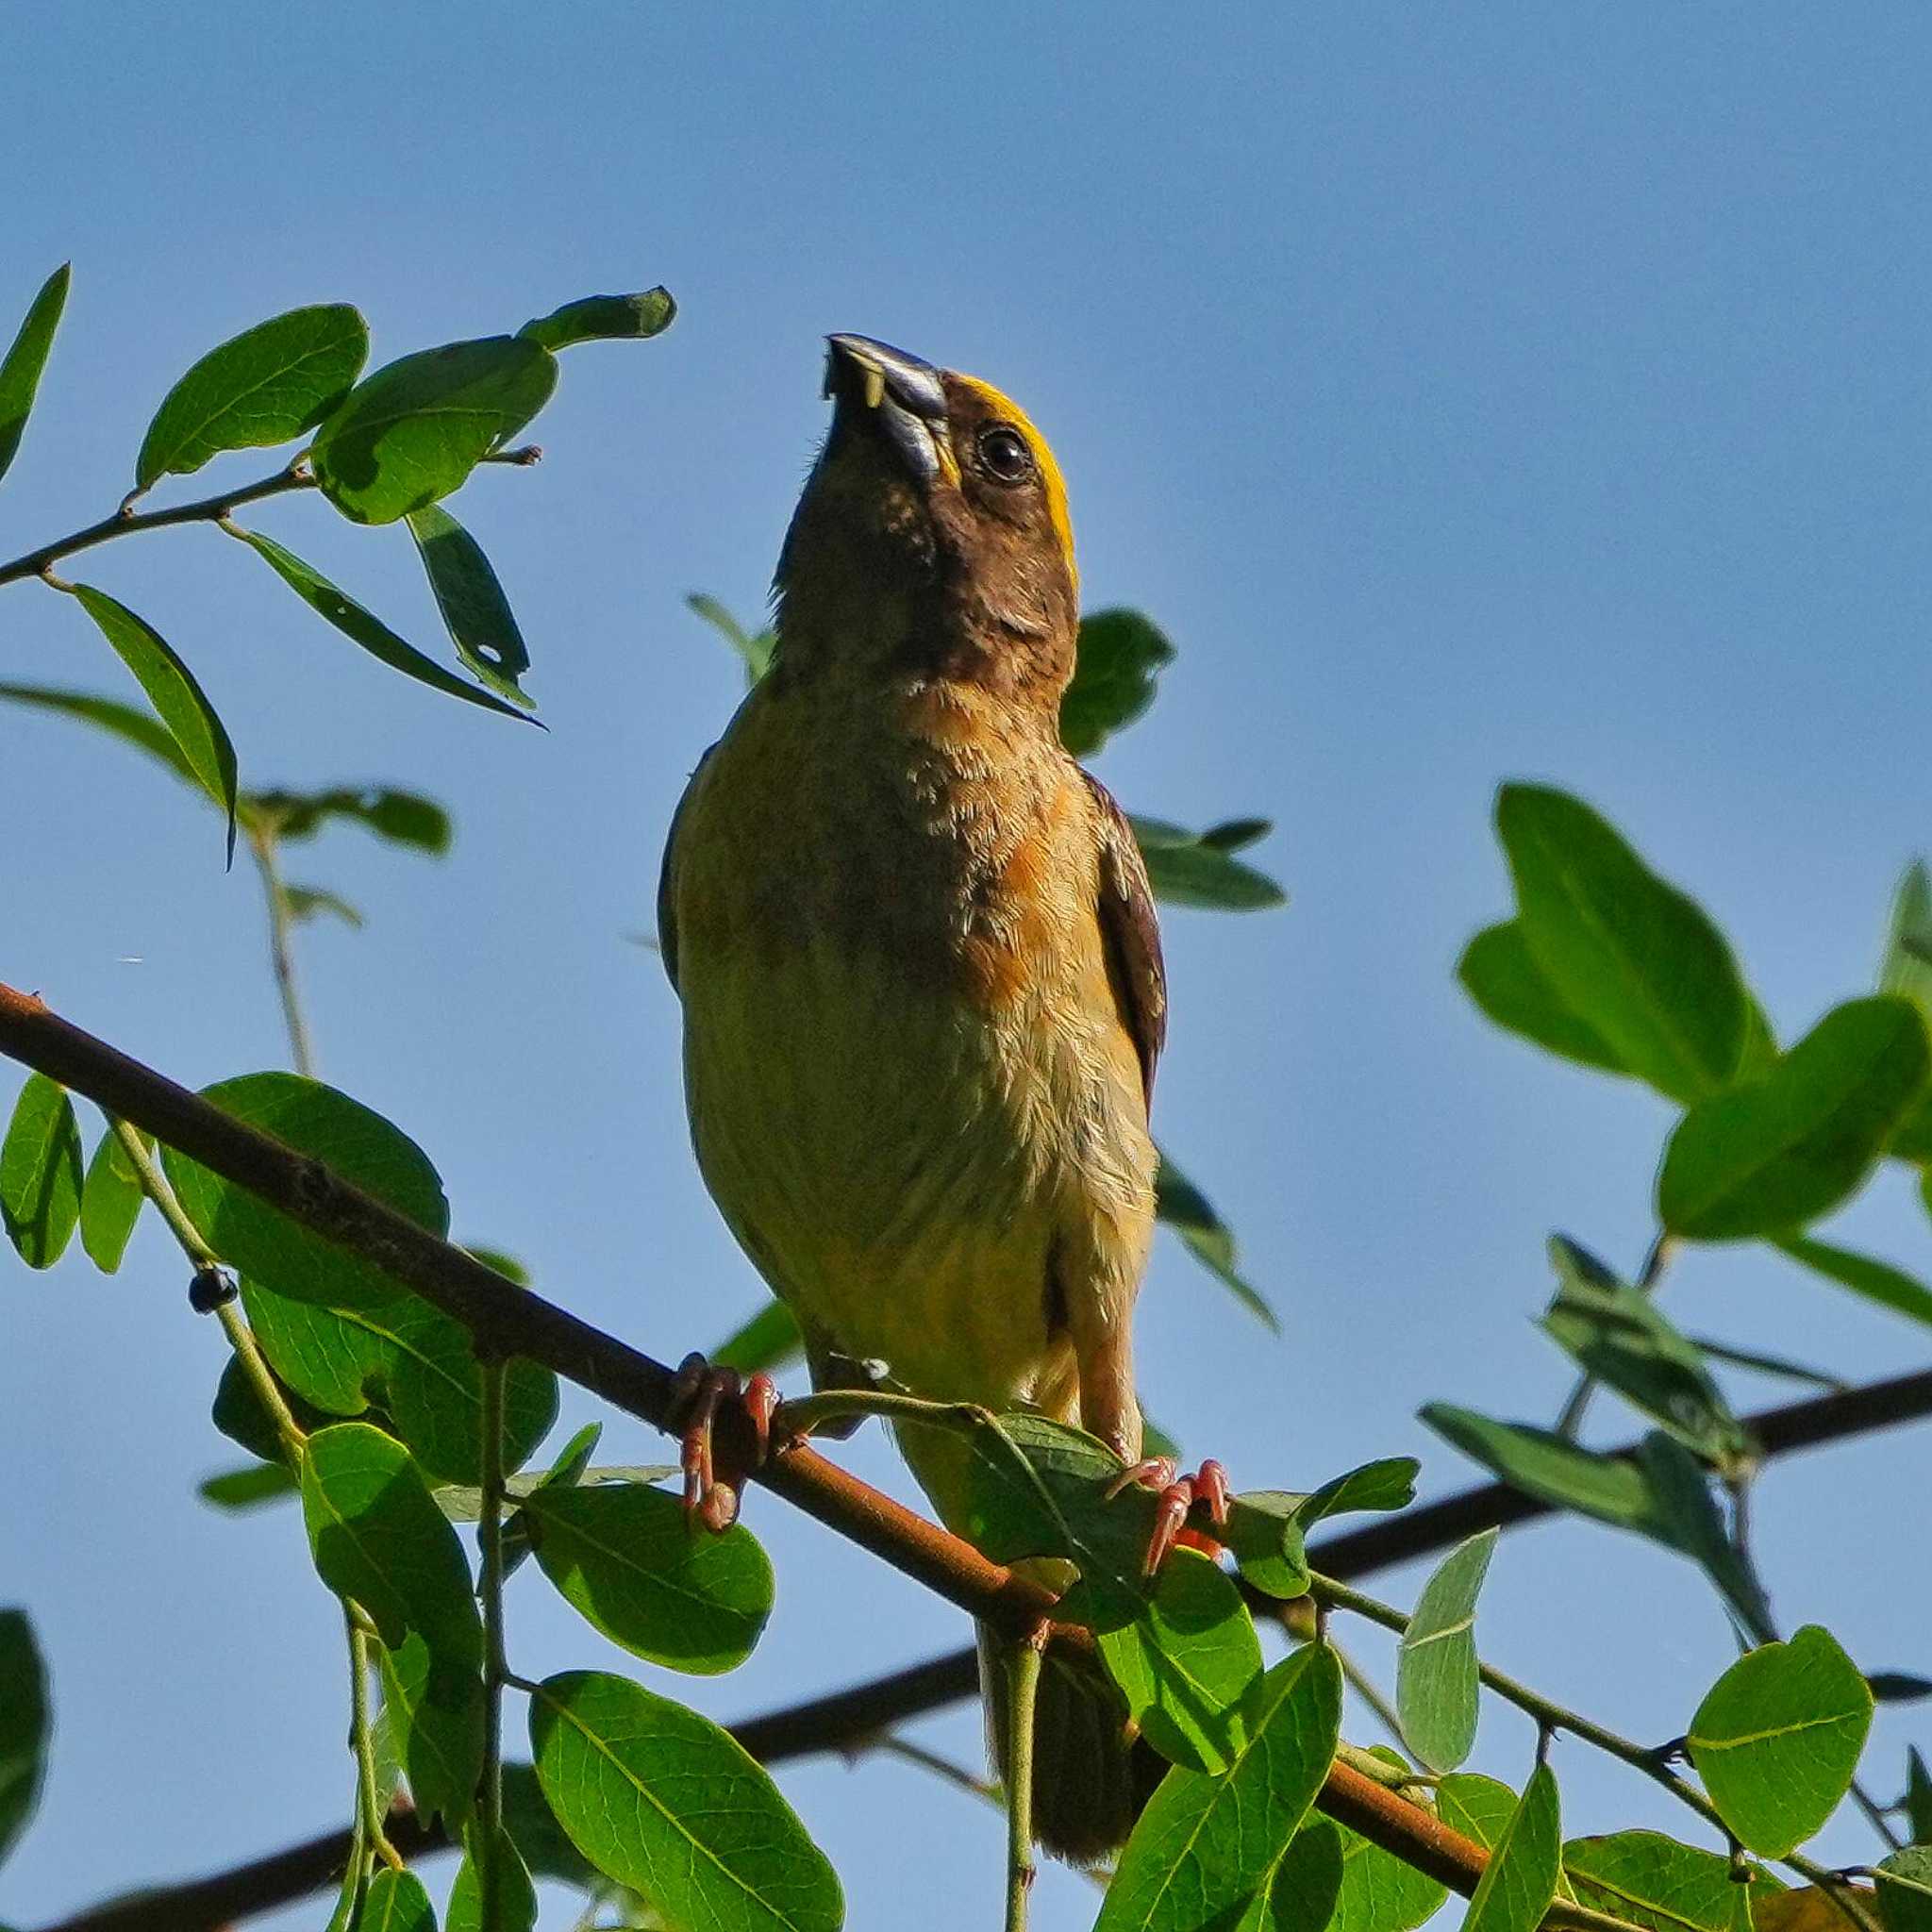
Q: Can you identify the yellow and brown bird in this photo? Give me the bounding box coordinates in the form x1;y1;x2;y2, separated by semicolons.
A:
658;335;1211;1857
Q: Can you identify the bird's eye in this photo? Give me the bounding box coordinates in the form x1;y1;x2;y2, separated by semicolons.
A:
976;425;1035;483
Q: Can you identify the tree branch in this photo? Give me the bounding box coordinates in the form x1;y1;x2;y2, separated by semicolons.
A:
4;979;1921;1932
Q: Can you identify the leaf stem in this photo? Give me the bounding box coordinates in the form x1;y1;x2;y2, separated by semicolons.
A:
0;461;314;589
1555;1232;1677;1440
245;824;317;1079
476;1357;509;1932
348;1615;404;1872
1002;1634;1042;1932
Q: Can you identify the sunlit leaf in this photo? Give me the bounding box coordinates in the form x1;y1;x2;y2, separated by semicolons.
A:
1;1074;83;1269
1462;1766;1562;1932
1155;1151;1279;1330
78;1125;145;1273
1564;1830;1778;1932
406;502;536;708
688;591;775;686
1457;919;1627;1074
1397;1529;1496;1773
1224;1458;1419;1600
1132;817;1288;910
1776;1235;1932;1333
445;1824;538;1932
0;262;69;485
0;680;198;790
519;288;675;350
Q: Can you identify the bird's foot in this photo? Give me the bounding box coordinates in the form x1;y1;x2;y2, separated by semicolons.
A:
1105;1456;1232;1575
669;1352;779;1532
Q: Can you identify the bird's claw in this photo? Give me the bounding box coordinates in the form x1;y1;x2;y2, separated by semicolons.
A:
1105;1456;1231;1576
670;1352;778;1532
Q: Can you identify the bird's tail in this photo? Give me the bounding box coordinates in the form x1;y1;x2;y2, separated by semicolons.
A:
897;1417;1162;1860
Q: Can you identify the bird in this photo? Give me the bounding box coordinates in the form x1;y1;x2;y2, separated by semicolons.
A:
658;333;1221;1858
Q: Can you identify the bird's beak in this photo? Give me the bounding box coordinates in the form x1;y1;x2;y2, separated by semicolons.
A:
824;333;955;485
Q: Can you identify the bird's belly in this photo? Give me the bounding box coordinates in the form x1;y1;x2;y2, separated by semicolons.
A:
682;942;1087;1412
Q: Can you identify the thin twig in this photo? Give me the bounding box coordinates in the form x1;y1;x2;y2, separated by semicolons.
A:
246;825;317;1079
476;1357;510;1931
1003;1636;1043;1932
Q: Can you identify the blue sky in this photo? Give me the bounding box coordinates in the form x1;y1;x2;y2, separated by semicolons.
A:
3;7;1930;1928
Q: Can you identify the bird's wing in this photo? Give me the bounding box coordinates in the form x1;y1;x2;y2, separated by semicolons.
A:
656;743;716;994
1081;771;1167;1109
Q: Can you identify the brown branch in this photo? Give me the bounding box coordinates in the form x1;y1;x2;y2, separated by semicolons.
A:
6;979;1925;1932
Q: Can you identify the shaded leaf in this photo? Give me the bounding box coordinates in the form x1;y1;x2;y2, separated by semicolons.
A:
1224;1458;1419;1600
1421;1406;1662;1532
1437;1774;1524;1853
1156;1151;1279;1330
501;1758;601;1886
1905;1747;1932;1848
1874;1849;1932;1932
446;1824;538;1932
1462;1764;1562;1932
231;525;530;720
67;584;238;858
359;1868;435;1932
197;1461;298;1510
1331;1783;1449;1932
1061;608;1175;758
1496;784;1749;1103
529;1670;843;1931
0;1609;48;1866
248;786;452;855
1;1074;83;1269
1133;817;1288;911
1096;1546;1263;1773
1457;920;1627;1075
0;680;198;790
1632;1433;1774;1643
1776;1236;1932;1333
1564;1830;1776;1932
0;262;69;485
1252;1819;1348;1932
519;287;675;351
406;503;536;709
1869;1674;1932;1706
688;591;775;687
525;1479;774;1674
78;1125;146;1273
1687;1625;1874;1857
713;1297;805;1374
1881;863;1932;1014
1397;1529;1495;1773
1095;1644;1343;1932
501;1418;601;1578
281;885;363;928
210;1352;329;1464
1658;998;1931;1240
379;1628;483;1834
1540;1236;1750;1466
311;336;558;525
135;304;367;489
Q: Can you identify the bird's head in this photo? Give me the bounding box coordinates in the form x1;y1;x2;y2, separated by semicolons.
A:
772;335;1079;701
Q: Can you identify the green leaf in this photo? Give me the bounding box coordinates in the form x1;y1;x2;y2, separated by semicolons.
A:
1;1074;83;1268
1155;1151;1279;1330
1397;1529;1496;1773
1904;1746;1932;1848
1060;608;1175;758
197;1461;298;1510
712;1297;806;1374
1564;1831;1772;1932
1882;862;1932;1013
135;305;367;490
78;1126;145;1273
501;1419;601;1578
688;592;776;687
1331;1783;1449;1932
231;525;531;720
1874;1847;1932;1932
1869;1673;1932;1705
1095;1643;1342;1932
1496;784;1749;1103
210;1353;326;1463
248;785;452;855
358;1868;435;1932
1462;1764;1562;1932
66;584;238;858
1632;1433;1774;1643
529;1670;843;1932
1223;1458;1419;1600
1132;817;1288;911
0;1609;49;1866
1421;1405;1661;1531
406;503;536;709
0;262;69;485
1776;1235;1932;1332
1658;997;1931;1239
243;1277;557;1484
0;680;199;790
501;1759;601;1886
1458;919;1627;1075
311;336;558;525
1096;1546;1264;1773
1687;1625;1874;1856
525;1479;774;1674
1540;1236;1751;1465
519;287;675;351
281;885;363;928
1245;1819;1348;1932
446;1824;538;1932
163;1073;448;1307
378;1629;483;1833
1437;1774;1524;1852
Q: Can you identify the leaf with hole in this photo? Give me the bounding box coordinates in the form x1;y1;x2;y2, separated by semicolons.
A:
311;335;557;524
78;1126;146;1273
1686;1625;1874;1856
1658;997;1930;1240
1397;1529;1495;1772
0;262;68;485
1;1074;83;1269
1060;608;1175;757
519;287;675;350
406;503;535;708
1495;784;1749;1103
529;1670;843;1932
231;525;530;720
66;585;238;858
1096;1546;1263;1773
525;1478;774;1674
1155;1151;1279;1329
135;304;367;489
